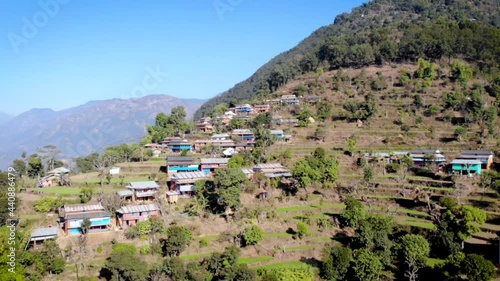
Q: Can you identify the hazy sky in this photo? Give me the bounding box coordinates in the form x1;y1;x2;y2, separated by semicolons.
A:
0;0;365;115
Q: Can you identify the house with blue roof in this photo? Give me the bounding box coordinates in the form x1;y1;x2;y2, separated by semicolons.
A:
166;156;199;175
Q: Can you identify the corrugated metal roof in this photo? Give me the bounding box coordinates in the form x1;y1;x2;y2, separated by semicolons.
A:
166;191;180;196
65;211;111;220
31;227;59;238
135;191;158;197
117;190;134;197
116;204;158;214
462;150;494;156
411;149;441;154
167;156;194;162
270;130;284;135
451;159;482;165
171;171;207;180
253;163;283;169
127;181;160;190
63;203;104;213
212;133;230;138
232;129;253;134
200;158;229;164
241;168;255;175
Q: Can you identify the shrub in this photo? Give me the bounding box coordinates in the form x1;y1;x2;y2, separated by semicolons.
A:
199;238;209;248
243;225;264;246
140;245;150;255
385;163;401;173
296;222;310;239
96;246;103;254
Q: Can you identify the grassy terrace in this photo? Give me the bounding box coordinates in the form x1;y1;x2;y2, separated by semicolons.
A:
72;177;149;184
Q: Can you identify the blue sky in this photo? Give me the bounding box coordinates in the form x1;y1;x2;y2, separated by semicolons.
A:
0;0;365;116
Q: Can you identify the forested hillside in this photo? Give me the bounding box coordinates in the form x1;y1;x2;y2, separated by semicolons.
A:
195;0;500;119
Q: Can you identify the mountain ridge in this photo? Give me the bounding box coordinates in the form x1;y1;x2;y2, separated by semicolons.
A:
0;94;206;169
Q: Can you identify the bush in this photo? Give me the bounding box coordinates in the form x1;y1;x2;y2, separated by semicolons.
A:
385;163;401;173
296;222;310;239
124;227;139;239
199;238;209;248
243;225;264;246
140;245;150;255
96;246;103;254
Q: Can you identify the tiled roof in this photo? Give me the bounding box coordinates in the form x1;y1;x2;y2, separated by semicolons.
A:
63;203;104;213
127;181;160;190
200;158;229;164
116;204;158;214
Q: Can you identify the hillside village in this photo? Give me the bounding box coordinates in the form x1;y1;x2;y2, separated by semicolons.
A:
1;0;500;280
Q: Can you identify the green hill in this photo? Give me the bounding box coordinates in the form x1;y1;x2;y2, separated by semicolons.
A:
194;0;500;119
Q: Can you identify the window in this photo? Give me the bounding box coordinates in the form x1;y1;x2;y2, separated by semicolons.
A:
139;212;142;216
132;212;135;216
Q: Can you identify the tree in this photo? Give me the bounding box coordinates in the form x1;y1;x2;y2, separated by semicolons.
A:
75;153;99;173
399;234;430;281
243;225;264;246
37;145;61;172
316;101;333;121
341;198;366;228
161;225;192;257
101;243;148;281
79;186;94;203
451;60;473;86
12;159;26;178
352;249;383;281
27;154;44;178
356;215;394;265
213;168;248;212
462;254;497;281
363;165;374;186
441;205;486;243
322;246;352;281
0;226;25;280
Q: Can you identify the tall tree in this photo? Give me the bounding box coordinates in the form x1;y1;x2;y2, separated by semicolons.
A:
399;234;430;281
37;145;61;172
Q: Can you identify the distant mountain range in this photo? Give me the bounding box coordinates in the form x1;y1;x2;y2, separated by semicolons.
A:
0;112;13;125
0;95;205;169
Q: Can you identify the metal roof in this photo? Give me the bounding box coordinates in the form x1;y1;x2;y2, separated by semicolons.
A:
31;227;59;238
265;172;292;178
171;171;208;180
48;167;70;174
167;156;194;162
116;204;158;214
270;130;284;135
200;158;229;164
135;191;158;197
410;149;441;154
127;181;160;190
117;190;134;197
462;150;494;156
63;203;104;213
65;211;111;220
241;168;254;175
232;129;253;134
253;163;284;169
166;191;180;196
451;159;482;165
212;133;230;138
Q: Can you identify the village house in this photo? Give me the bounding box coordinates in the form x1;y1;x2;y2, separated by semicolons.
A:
109;166;121;176
253;163;292;178
28;227;59;248
166;191;180;204
241;168;255;179
212;133;230;140
200;158;229;174
166;156;199;175
167;138;193;153
196;122;215;133
170;171;209;195
361;152;409;164
235;141;254;152
303;95;321;104
162;136;183;145
410;149;446;166
117;189;134;203
274;118;299;126
270;129;284;139
280;94;300;105
265;99;281;105
231;129;255;141
224;111;236;118
253;104;271;113
38;167;71;187
455;150;494;171
59;203;111;235
115;203;160;229
193;139;236;152
449;159;482;175
126;181;160;202
199;116;212;123
235;104;253;114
